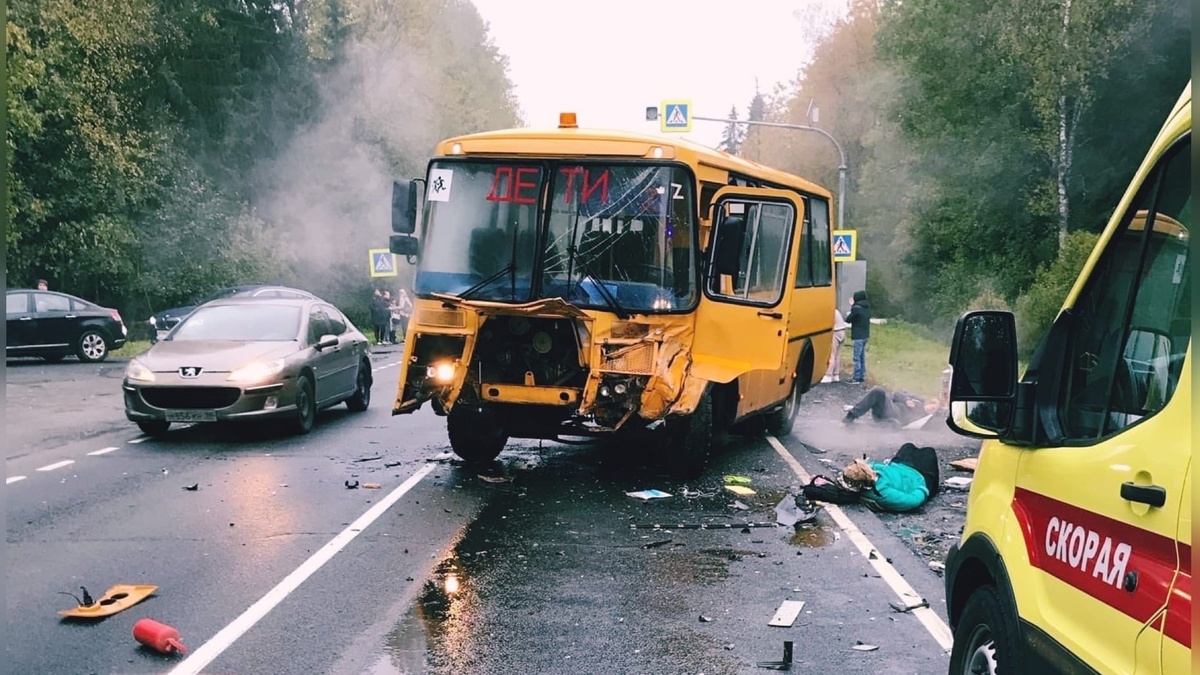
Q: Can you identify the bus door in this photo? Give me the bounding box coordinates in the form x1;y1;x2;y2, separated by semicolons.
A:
692;187;804;410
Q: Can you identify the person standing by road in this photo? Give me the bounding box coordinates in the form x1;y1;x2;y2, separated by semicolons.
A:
821;307;849;383
392;289;413;343
846;290;871;383
370;289;390;344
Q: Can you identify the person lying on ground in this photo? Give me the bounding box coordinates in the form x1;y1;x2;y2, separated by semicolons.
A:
841;457;930;513
843;386;940;428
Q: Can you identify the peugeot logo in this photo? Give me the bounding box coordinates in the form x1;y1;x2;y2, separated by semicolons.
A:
179;367;202;378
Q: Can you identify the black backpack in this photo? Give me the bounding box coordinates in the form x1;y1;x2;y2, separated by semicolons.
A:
890;443;940;498
801;475;862;505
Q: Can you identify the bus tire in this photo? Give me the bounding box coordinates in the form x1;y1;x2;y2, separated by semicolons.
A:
664;392;713;480
447;406;508;463
765;376;801;437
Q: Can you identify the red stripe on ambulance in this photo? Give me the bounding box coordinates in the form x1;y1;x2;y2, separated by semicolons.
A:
1011;488;1189;647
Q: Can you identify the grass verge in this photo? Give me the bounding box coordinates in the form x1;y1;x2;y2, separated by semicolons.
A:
112;340;152;358
835;320;952;399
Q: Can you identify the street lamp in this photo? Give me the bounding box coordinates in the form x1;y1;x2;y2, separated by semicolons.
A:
646;107;848;229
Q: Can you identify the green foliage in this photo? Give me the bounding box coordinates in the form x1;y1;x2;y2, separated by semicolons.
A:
836;320;950;399
1014;230;1100;356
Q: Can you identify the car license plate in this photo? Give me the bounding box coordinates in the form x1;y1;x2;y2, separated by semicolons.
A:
165;410;217;422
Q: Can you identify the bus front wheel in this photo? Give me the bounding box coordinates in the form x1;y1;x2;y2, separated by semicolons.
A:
663;392;713;480
447;406;508;463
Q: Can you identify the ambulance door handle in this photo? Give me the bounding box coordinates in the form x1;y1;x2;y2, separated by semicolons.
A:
1120;482;1166;508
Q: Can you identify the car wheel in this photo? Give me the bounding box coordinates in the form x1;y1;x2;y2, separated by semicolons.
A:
765;376;801;437
948;585;1024;675
346;360;372;412
663;392;713;480
447;406;507;463
290;375;316;435
136;420;171;438
76;330;109;362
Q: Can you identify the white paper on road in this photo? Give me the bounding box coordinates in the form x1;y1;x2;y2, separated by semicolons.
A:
768;600;806;627
427;168;453;202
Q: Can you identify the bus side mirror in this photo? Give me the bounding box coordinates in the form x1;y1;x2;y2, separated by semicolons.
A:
392;180;420;234
946;310;1019;438
711;215;746;277
390;234;419;259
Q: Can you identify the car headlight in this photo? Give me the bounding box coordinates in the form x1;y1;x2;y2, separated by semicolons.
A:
126;359;155;383
228;359;285;383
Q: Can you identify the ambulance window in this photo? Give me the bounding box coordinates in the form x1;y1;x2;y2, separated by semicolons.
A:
1058;137;1190;441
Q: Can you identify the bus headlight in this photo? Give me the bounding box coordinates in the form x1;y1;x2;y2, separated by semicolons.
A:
427;361;456;383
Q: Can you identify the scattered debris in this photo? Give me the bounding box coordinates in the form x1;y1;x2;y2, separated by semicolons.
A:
768;600;806;627
852;642;879;652
944;477;974;491
731;500;751;511
950;457;979;472
630;522;776;530
723;475;753;485
133;618;188;655
626;489;671;500
725;485;756;496
642;539;673;549
478;474;511;484
774;496;821;527
58;584;157;619
182;483;198;491
756;640;794;670
698;614;712;623
929;561;946;573
362;482;381;489
384;461;404;468
354;456;383;463
345;480;360;489
889;598;930;613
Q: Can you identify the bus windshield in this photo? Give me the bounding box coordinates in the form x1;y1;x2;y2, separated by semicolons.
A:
413;159;698;313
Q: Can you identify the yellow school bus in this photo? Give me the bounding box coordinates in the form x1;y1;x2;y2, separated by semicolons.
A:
388;113;836;477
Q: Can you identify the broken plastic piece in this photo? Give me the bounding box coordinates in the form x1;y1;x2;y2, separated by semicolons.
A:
133;618;188;654
626;489;671;500
478;474;511;483
642;539;673;549
889;598;930;613
345;480;359;489
725;485;755;496
698;614;712;622
852;641;879;651
768;600;805;627
775;495;820;527
362;482;381;489
723;474;752;485
58;584;157;618
182;483;198;491
756;640;793;670
944;476;973;490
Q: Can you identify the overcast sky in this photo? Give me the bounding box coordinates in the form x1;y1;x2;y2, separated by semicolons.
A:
469;1;849;148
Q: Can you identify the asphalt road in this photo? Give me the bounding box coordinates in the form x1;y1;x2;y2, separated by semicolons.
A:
6;350;954;674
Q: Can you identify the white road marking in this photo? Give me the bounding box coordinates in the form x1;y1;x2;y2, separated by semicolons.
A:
6;476;27;485
371;361;403;374
36;460;75;472
87;447;119;456
167;462;438;675
767;435;954;652
128;436;150;444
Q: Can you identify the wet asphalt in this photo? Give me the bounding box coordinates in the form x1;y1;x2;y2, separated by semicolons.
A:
5;350;952;674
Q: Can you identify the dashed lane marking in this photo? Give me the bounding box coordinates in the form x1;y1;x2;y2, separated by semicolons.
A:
371;360;403;374
167;462;437;675
128;436;150;444
36;460;75;472
767;434;955;653
87;447;119;456
6;476;27;485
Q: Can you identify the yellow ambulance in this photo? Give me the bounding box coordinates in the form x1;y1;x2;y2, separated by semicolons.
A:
942;81;1191;674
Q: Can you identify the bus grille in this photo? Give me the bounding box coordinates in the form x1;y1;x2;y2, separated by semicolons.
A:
418;308;466;328
601;343;655;374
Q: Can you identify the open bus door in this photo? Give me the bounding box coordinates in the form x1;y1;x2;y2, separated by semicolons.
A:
691;187;803;385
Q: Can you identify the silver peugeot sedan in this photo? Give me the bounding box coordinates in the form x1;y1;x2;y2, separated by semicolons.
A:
123;296;372;437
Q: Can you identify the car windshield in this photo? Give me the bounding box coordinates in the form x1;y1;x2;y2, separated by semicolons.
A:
413;159;698;312
169;304;302;341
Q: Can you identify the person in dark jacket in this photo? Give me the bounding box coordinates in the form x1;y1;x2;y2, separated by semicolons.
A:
370;289;391;344
842;386;939;428
845;290;871;382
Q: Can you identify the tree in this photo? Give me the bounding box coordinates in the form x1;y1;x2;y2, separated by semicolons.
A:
717;104;743;155
741;81;767;160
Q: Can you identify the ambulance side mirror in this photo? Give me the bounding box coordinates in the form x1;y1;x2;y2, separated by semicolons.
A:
946;310;1018;439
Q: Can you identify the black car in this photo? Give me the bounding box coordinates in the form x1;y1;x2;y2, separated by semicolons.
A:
6;289;128;362
149;285;317;342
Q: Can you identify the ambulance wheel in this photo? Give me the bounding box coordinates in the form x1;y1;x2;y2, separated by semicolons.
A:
949;585;1024;675
447;406;507;463
765;377;801;436
664;392;712;480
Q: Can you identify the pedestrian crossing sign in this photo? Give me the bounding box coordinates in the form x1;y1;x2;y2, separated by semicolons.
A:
369;248;398;278
832;230;857;262
660;99;692;133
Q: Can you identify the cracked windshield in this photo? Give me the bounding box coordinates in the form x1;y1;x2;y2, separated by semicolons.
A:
5;0;1190;673
416;161;696;312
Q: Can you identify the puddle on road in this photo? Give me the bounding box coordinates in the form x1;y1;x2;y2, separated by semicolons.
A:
789;523;837;548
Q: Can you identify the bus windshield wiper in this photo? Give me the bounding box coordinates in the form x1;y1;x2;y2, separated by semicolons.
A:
578;267;630;320
458;262;514;301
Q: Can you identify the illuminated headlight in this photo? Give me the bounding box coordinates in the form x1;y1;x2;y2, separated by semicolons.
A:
228;359;285;383
125;359;155;383
426;361;456;383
